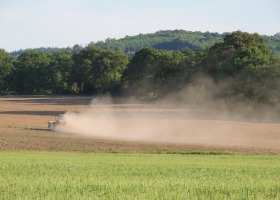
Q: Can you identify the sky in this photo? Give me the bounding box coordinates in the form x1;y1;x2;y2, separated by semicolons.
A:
0;0;279;52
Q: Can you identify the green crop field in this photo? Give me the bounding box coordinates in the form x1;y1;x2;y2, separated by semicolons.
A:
0;151;280;200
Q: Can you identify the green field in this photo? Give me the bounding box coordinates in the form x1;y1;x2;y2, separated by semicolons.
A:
0;152;280;199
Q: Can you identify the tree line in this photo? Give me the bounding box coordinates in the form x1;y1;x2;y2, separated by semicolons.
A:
89;30;280;57
10;30;280;57
1;31;280;106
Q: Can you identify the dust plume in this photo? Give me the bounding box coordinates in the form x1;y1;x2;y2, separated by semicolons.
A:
56;78;280;150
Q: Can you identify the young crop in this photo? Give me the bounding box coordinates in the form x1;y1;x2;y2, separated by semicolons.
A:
0;152;279;199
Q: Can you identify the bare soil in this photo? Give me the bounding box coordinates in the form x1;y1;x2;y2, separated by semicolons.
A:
0;96;280;154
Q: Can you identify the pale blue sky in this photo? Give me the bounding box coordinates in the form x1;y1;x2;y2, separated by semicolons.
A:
0;0;279;52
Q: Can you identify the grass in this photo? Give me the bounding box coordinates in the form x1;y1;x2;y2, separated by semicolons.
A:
0;151;280;199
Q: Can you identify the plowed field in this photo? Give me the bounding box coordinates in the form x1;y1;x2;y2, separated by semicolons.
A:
1;96;280;154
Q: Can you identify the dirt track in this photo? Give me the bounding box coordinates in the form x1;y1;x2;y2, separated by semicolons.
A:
0;96;280;154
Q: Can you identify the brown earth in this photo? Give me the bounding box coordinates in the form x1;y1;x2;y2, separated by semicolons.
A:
0;96;280;154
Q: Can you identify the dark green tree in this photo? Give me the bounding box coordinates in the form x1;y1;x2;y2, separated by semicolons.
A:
153;50;188;95
233;61;280;104
92;50;129;93
123;48;160;98
48;50;73;94
71;47;128;94
71;47;101;93
72;44;84;53
0;49;14;94
123;48;194;98
13;50;51;94
203;31;271;79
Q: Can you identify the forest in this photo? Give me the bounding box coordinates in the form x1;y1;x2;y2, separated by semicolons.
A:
10;30;280;57
1;31;280;107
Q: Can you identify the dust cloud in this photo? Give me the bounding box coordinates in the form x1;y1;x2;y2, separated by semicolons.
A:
57;78;280;149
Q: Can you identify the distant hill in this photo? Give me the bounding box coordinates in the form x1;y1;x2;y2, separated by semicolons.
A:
263;33;280;57
9;30;280;57
9;44;85;57
88;30;226;55
10;47;66;57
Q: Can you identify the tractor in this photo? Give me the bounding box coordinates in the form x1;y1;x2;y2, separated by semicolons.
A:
48;114;65;130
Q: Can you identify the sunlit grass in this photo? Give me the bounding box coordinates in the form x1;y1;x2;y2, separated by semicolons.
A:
0;151;280;199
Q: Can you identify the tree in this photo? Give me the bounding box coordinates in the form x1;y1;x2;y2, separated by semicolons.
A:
152;50;188;95
224;31;270;55
233;62;280;104
123;48;160;98
48;50;73;94
123;48;191;98
72;44;83;53
0;49;14;94
202;31;271;79
233;46;270;69
71;47;101;93
13;50;51;94
92;50;129;93
71;47;128;94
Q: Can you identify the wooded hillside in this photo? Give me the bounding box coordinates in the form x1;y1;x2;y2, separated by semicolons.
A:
10;30;280;57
